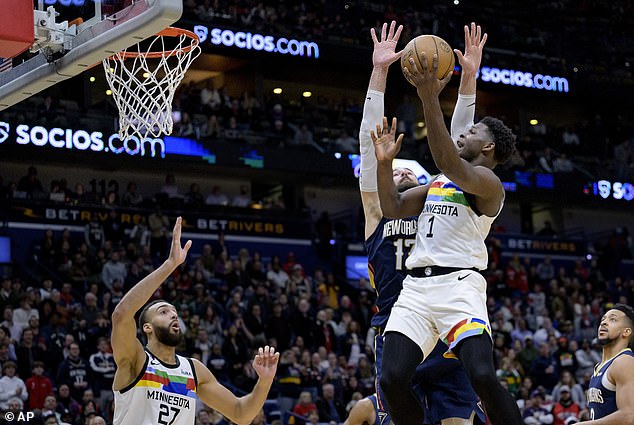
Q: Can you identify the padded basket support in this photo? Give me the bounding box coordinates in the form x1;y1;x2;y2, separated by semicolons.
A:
0;0;34;58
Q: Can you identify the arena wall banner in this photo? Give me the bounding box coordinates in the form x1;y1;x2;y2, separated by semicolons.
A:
5;202;311;239
493;233;586;257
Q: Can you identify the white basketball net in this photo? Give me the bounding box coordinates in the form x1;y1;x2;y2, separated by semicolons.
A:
102;29;201;140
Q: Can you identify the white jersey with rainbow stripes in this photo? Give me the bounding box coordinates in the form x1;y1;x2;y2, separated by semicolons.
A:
113;350;198;425
405;174;501;271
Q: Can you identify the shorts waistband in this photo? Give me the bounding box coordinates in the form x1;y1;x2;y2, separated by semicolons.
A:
408;266;479;278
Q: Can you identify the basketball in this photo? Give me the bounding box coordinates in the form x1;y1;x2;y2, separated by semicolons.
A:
401;35;455;83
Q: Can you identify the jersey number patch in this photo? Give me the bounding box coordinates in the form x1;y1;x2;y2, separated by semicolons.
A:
393;238;415;270
158;404;181;425
425;216;435;238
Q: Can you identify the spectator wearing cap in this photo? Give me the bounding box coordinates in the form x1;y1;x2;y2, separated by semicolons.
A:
551;385;581;425
0;361;28;410
522;389;553;425
25;361;53;410
290;264;312;300
551;370;586;409
554;336;579;376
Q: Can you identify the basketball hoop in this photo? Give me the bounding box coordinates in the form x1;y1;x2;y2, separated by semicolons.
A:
102;27;201;140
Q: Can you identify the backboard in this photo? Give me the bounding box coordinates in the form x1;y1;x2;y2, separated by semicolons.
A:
0;0;183;110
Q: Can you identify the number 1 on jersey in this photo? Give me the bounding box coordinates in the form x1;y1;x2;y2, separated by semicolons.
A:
426;216;435;238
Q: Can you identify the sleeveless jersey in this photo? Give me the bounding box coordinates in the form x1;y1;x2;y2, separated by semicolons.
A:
405;174;501;271
587;348;634;420
114;350;198;425
365;216;418;329
368;394;391;425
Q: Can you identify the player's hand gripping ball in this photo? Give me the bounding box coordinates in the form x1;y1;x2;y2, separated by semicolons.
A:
401;35;455;84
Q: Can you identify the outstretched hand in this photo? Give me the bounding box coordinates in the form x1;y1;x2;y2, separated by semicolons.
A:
370;117;404;161
371;21;404;69
402;54;452;100
454;22;487;76
252;346;280;382
167;217;192;267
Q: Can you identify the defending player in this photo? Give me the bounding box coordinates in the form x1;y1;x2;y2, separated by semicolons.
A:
371;26;522;425
111;217;279;425
584;304;634;423
354;21;484;425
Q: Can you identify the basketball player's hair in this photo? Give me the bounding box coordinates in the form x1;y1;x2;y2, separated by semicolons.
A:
614;303;634;328
138;299;168;340
614;303;634;346
480;116;516;164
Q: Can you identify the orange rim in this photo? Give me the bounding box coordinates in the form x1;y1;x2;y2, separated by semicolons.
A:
113;27;199;60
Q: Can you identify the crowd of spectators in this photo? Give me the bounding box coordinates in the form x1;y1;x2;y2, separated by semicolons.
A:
0;197;633;425
183;0;634;84
3;3;634;182
0;167;295;214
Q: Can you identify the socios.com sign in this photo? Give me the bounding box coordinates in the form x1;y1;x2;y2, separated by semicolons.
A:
478;67;569;93
194;26;319;59
591;180;634;201
0;121;165;158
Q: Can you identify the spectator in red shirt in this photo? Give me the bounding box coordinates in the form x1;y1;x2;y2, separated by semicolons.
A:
291;391;317;425
25;361;53;410
552;385;581;425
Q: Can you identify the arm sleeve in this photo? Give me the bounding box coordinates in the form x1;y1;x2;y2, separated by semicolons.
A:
450;94;476;141
358;89;384;192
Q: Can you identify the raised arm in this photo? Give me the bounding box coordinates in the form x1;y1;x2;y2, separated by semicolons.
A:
451;22;487;140
371;117;429;219
403;55;502;207
111;217;192;390
194;346;279;425
360;21;403;239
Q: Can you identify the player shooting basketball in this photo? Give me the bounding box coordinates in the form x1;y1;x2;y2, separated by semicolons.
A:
370;23;523;425
348;22;488;425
